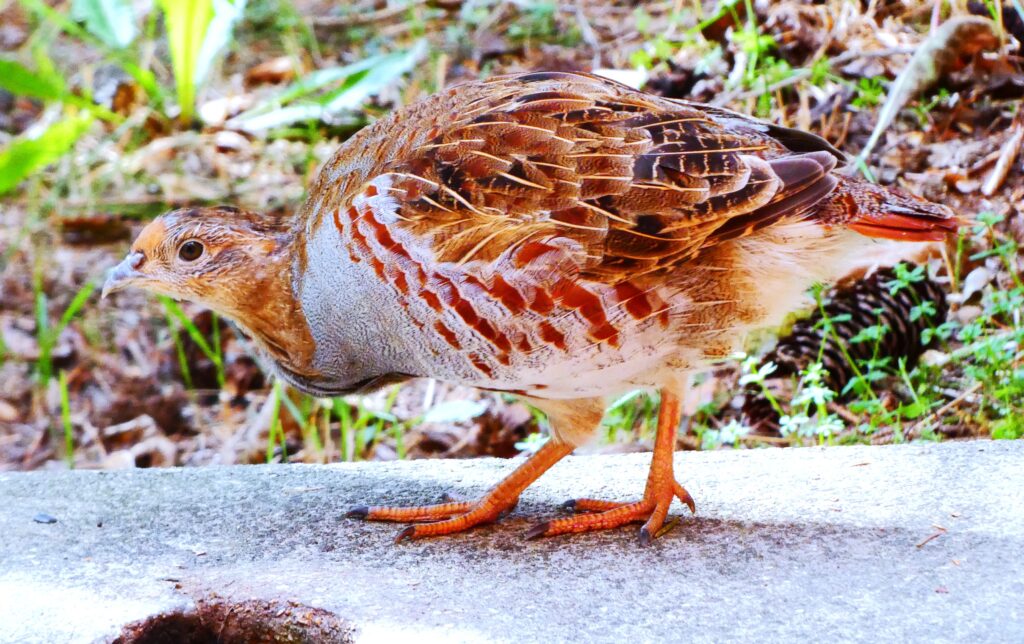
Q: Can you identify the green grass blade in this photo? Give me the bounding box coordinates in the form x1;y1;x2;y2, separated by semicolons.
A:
210;311;224;386
229;42;425;132
0;58;66;100
168;322;194;390
36;279;96;385
194;0;246;89
160;0;245;122
159;0;214;122
322;41;426;114
34;283;50;384
0;55;123;123
281;392;324;457
19;0;163;105
0;116;93;196
265;381;285;463
332;398;353;461
71;0;137;49
244;55;384;112
158;296;223;373
55;281;97;338
59;370;75;467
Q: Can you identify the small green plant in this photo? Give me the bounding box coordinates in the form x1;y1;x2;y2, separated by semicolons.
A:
507;1;578;46
163;309;194;390
58;369;75;467
910;88;952;128
514;431;549;453
72;0;137;48
331;391;402;462
279;392;323;459
699;418;751;450
737;261;970;446
724;0;795;117
991;415;1024;440
808;57;832;87
34;278;96;386
0;115;94;197
739;353;781;413
159;296;225;388
19;0;164;108
629;35;676;70
0;48;120;122
26;0;243;124
158;0;247;123
851;77;886;109
601;390;660;444
266;380;287;462
730;15;777;87
633;6;653;35
949;212;1024;436
4;0;244;194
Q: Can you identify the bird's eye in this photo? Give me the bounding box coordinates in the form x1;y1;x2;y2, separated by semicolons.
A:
178;241;204;262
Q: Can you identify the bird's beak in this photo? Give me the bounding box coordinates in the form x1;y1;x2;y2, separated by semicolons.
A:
101;251;145;299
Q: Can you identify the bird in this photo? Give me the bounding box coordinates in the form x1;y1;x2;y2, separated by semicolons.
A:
103;71;959;544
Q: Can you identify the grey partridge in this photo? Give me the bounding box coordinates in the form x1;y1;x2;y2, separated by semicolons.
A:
104;71;959;543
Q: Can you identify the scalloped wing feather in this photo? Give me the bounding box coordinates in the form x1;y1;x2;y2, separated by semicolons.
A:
360;71;844;282
327;70;957;292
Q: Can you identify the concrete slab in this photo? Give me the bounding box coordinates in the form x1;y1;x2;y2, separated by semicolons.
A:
1;441;1022;643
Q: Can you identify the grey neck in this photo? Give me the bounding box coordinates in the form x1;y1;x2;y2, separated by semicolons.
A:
292;202;425;393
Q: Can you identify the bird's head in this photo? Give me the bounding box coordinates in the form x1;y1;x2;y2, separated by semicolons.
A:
104;205;392;393
102;206;293;315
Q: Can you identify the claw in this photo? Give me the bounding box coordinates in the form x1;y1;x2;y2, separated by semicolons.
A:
674;482;696;513
346;506;369;519
638;526;654;547
395;525;417;543
524;522;551;540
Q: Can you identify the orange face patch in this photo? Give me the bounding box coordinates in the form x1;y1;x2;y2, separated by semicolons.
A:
131;219;168;257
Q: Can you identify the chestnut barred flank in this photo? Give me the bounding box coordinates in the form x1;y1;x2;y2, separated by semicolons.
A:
742;265;949;437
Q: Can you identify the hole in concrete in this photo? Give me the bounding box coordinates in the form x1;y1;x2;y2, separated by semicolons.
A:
115;597;355;644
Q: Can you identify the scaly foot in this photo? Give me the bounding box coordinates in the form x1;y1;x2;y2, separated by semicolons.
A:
347;497;513;542
528;480;695;545
346;439;574;542
529;387;693;545
348;388;692;544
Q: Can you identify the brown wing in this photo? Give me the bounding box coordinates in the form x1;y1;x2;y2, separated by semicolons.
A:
363;71;841;280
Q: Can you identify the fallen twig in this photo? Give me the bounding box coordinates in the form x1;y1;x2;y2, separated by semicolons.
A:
981;117;1024;196
857;16;999;164
311;1;429;28
915;525;948;548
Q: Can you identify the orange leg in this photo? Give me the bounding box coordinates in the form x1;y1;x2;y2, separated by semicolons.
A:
527;388;695;545
347;438;575;542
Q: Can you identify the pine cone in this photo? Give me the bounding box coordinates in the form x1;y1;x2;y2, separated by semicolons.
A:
744;264;948;436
